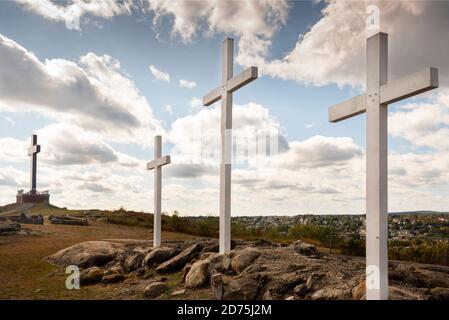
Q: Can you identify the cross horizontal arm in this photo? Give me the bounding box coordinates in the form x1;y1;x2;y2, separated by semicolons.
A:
146;155;171;170
27;145;40;156
329;94;365;123
203;87;222;107
380;67;438;105
202;66;258;107
227;66;258;93
328;67;439;123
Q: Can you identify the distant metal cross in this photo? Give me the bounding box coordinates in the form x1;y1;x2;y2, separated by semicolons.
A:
146;135;171;248
27;134;41;193
203;38;258;254
328;32;439;300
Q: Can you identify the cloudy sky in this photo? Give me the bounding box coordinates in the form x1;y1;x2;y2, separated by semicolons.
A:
0;0;448;216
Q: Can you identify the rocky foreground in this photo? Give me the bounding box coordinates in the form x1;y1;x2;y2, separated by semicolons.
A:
46;239;449;300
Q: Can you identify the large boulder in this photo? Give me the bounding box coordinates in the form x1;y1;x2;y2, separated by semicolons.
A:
392;264;449;289
102;273;125;284
389;286;419;300
47;241;126;268
200;240;236;253
144;282;168;298
182;263;192;282
211;272;224;300
103;264;123;277
310;288;351;300
413;269;449;288
156;242;204;274
185;253;229;289
0;221;21;234
223;274;267;300
185;259;210;289
351;280;366;300
124;253;144;272
293;283;308;297
80;266;104;286
263;272;306;299
306;273;327;291
389;264;426;287
142;247;178;267
224;278;259;300
231;247;261;273
430;287;449;300
290;240;320;257
254;239;277;247
351;280;420;300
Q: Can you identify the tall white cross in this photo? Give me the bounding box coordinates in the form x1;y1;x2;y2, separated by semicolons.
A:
328;32;438;300
146;135;171;248
27;134;41;194
203;38;258;254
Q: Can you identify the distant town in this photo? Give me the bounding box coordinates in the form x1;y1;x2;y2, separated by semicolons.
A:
223;212;449;241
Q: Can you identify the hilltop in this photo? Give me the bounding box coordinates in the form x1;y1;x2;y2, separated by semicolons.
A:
1;203;449;300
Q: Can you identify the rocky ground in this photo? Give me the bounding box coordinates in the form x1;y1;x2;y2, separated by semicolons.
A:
46;238;449;300
0;220;36;236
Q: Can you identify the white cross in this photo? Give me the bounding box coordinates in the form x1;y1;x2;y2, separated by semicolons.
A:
203;38;258;254
27;134;41;193
146;135;171;248
328;32;438;300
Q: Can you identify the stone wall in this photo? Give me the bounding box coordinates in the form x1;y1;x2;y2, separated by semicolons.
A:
16;193;50;204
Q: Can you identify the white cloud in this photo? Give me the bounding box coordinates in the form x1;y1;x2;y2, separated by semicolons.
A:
147;1;449;91
37;123;118;166
243;1;449;89
164;98;449;214
165;104;174;115
189;97;202;108
80;182;114;193
276;136;362;169
165;163;217;179
169;102;285;166
179;79;197;89
0;137;28;162
14;1;449;91
0;166;27;187
147;0;290;88
389;93;449;151
304;123;315;129
149;64;170;83
0;34;164;146
390;152;449;188
14;0;134;30
147;0;289;42
0;124;142;168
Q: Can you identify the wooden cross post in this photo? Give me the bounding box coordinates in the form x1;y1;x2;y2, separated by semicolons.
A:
147;135;171;248
203;38;258;254
27;134;41;194
328;32;438;300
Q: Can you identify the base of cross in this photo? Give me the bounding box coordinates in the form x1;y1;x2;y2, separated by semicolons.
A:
16;190;50;205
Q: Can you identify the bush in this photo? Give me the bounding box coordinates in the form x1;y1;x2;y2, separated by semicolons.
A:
340;238;365;256
389;239;449;266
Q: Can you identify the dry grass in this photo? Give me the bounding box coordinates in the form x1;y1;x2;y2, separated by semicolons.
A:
0;219;201;300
